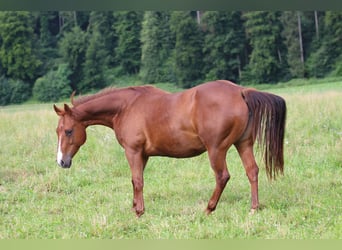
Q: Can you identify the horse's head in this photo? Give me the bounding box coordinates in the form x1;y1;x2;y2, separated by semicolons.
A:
53;104;86;168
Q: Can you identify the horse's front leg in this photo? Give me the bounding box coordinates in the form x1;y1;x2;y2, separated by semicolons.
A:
125;149;148;217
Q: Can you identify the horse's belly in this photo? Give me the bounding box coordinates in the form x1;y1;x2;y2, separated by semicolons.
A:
145;132;206;158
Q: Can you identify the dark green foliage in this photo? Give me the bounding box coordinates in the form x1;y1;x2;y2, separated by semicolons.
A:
0;11;42;83
1;11;342;105
280;11;305;78
113;11;143;75
38;11;58;48
0;76;31;105
307;11;342;77
59;26;87;90
78;11;118;92
140;11;160;83
140;11;174;83
313;11;342;76
58;11;90;33
87;11;117;67
81;30;107;92
33;64;72;102
8;79;32;104
202;11;245;82
306;43;330;78
36;11;60;75
242;11;288;84
58;11;77;33
324;12;342;58
0;77;12;105
170;11;204;87
331;54;342;76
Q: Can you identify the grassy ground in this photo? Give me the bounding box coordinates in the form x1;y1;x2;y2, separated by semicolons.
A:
0;80;341;239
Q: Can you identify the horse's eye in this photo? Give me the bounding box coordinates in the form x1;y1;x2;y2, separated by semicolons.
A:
65;129;73;137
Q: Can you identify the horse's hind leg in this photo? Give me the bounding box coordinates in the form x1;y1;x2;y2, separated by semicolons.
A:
235;140;259;214
206;148;230;215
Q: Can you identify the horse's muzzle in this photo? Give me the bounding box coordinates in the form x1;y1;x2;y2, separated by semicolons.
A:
57;157;72;168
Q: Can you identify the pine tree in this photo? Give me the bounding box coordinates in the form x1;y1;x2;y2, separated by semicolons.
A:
81;30;107;92
322;11;342;75
39;11;58;48
280;11;305;78
140;11;161;83
202;11;245;82
59;26;87;90
113;11;143;75
242;11;287;84
37;11;60;75
78;11;118;92
87;11;117;67
58;11;90;33
140;11;173;83
58;11;77;33
170;11;204;87
306;11;342;77
0;11;42;83
300;12;318;59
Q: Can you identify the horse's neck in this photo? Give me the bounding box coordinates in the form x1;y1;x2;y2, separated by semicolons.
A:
74;89;137;128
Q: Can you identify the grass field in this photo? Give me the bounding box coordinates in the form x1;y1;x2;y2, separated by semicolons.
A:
0;80;341;239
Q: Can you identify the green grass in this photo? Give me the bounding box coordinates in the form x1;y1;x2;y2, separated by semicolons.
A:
0;81;341;239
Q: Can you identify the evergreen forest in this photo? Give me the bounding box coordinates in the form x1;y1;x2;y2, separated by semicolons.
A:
0;11;341;105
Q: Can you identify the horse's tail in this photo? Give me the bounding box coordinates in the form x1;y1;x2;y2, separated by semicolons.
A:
241;88;287;180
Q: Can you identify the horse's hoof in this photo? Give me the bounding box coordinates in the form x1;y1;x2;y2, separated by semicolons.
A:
249;208;257;215
135;210;144;218
205;207;215;215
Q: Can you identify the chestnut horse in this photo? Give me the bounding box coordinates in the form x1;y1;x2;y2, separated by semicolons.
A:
53;80;286;217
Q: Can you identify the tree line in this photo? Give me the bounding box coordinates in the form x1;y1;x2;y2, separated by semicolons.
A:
0;11;341;105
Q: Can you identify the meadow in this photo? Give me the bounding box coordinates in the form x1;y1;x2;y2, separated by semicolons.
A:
0;80;341;239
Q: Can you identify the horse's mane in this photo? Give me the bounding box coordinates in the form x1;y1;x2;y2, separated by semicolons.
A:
72;85;163;107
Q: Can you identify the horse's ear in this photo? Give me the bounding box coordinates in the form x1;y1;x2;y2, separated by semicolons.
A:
53;104;64;116
70;90;76;106
64;104;72;115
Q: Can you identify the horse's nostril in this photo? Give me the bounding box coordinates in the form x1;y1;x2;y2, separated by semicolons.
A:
58;157;72;168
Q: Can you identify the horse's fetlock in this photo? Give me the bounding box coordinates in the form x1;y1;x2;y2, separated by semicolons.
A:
249;208;258;215
206;201;217;213
135;209;145;218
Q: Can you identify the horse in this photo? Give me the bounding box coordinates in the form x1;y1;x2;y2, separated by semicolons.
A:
53;80;286;217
